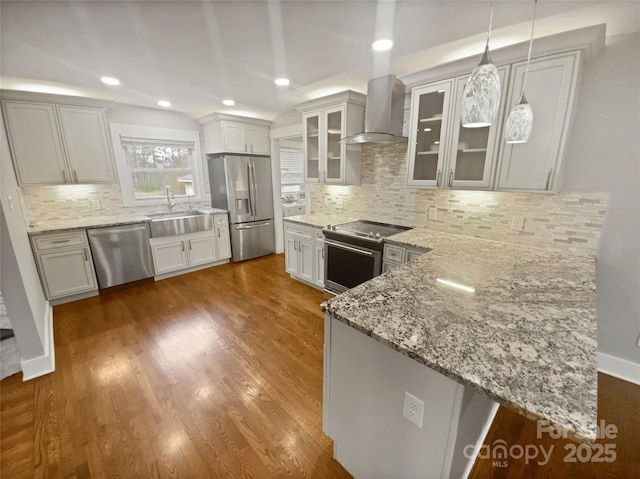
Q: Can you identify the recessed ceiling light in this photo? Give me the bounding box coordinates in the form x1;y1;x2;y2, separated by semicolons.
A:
222;99;235;106
157;100;171;108
274;78;290;86
372;39;393;52
100;76;120;86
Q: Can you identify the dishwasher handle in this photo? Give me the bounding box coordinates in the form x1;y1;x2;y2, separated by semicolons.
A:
87;223;150;237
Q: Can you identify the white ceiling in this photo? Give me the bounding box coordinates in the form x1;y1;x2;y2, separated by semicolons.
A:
1;1;638;120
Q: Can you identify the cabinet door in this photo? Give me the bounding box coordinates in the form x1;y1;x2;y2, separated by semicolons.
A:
407;80;455;188
497;53;580;191
216;225;232;260
298;239;314;283
2;101;67;185
313;242;325;288
38;248;97;298
56;106;115;183
248;126;270;155
324;105;345;184
303;110;321;183
447;67;509;190
151;240;189;274
222;122;248;153
285;236;299;275
188;234;218;266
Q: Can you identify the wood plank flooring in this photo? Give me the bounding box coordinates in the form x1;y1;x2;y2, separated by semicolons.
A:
1;255;350;478
2;254;639;478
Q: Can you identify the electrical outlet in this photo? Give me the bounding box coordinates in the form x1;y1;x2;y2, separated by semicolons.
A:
336;199;344;209
91;200;102;210
511;216;525;232
428;207;437;221
402;391;425;428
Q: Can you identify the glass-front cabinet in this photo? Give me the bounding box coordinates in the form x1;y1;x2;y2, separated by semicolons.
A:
407;66;508;189
407;80;453;187
299;91;365;185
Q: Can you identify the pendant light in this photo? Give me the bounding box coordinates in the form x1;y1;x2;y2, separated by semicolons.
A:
461;0;501;128
504;0;538;144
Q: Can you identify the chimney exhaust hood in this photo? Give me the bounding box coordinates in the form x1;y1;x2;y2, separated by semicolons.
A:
342;75;407;145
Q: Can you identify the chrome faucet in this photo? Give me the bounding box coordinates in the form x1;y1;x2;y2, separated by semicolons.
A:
166;185;176;212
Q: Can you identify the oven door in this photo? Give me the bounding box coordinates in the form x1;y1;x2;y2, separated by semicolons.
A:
324;239;382;294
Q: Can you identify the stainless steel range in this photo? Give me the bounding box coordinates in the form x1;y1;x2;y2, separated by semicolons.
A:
323;220;411;294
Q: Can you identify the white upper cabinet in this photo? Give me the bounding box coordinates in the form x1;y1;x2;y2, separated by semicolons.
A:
407;80;454;188
200;113;271;155
2;101;68;185
448;67;509;189
56;106;116;183
2;100;115;185
496;52;581;192
407;67;509;190
298;91;365;185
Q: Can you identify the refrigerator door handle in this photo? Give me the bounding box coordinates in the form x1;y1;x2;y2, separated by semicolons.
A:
235;221;271;230
247;162;255;217
250;161;258;219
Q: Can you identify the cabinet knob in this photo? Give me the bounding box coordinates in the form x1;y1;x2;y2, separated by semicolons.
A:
545;168;553;190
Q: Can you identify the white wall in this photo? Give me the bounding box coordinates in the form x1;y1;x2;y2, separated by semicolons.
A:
270;109;302;130
562;32;640;365
0;114;51;362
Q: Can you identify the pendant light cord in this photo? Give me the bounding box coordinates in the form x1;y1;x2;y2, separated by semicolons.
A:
486;0;495;48
522;0;538;94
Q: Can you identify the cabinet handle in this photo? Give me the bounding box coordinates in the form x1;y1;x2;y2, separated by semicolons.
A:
245;142;248;153
449;169;454;187
217;229;220;237
188;240;192;250
545;168;553;190
322;248;325;259
51;239;71;244
294;239;297;251
73;169;78;183
436;169;442;187
181;242;185;252
83;250;88;261
61;170;68;183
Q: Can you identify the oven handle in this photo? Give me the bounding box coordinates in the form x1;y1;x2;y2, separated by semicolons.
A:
324;239;375;257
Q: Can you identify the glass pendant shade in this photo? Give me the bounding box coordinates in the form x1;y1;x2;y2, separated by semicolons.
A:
461;46;501;128
504;93;533;143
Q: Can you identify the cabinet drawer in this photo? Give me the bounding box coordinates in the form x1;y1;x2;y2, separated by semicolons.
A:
214;214;228;226
383;244;405;263
285;223;313;240
406;248;428;263
314;229;325;243
33;231;88;251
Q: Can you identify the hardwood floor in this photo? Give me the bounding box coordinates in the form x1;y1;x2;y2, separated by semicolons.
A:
2;254;639;478
1;254;351;478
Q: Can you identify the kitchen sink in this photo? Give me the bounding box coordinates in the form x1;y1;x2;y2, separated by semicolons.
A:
146;210;213;237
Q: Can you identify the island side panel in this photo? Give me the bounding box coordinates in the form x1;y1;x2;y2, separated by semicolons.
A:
325;314;466;478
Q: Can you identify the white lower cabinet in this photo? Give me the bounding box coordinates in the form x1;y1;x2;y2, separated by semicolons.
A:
214;214;232;260
382;243;429;273
31;230;98;301
150;227;228;276
284;221;325;289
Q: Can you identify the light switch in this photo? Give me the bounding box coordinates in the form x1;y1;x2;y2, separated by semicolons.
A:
428;207;437;221
511;216;525;232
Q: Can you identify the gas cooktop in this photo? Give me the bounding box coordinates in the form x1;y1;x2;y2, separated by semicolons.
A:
323;220;411;243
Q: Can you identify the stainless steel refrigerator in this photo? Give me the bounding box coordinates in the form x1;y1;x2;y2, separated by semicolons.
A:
207;154;275;261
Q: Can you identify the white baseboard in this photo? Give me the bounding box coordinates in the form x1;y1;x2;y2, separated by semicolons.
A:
597;352;640;385
21;304;55;381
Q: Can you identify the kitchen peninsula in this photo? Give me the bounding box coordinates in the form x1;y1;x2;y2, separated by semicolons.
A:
321;223;597;477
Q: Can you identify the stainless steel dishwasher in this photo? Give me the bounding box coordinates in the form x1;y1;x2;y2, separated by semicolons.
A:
87;222;154;288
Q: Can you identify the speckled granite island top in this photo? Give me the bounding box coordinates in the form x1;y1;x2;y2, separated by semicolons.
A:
27;208;228;235
323;228;598;442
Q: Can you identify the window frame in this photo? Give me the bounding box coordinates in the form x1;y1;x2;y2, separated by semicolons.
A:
109;123;206;207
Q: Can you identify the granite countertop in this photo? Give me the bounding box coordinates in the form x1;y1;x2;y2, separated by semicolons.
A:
323;228;598;442
28;208;228;235
284;213;356;229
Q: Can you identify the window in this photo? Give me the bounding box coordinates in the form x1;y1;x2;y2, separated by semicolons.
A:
110;124;205;206
280;147;304;185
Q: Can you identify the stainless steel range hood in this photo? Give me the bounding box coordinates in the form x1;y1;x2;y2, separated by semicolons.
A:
342;75;407;144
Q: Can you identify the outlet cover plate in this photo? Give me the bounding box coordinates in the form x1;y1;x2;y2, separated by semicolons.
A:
402;391;425;428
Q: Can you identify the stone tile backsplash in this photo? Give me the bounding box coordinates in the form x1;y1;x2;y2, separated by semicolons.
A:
309;143;609;257
21;183;211;227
